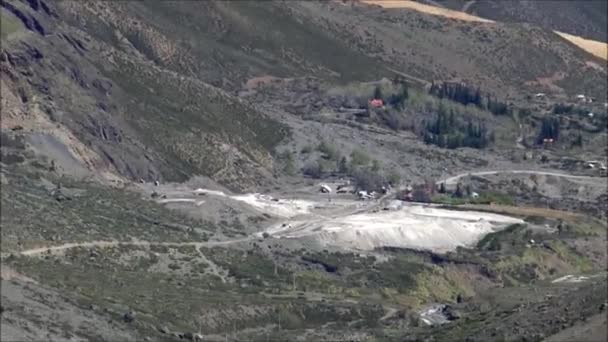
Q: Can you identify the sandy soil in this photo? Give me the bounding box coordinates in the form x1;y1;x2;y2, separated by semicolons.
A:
440;169;601;187
361;0;493;23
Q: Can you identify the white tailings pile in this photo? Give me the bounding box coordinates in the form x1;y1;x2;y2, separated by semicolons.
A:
231;194;316;218
162;188;523;252
191;189;315;218
158;198;206;206
263;204;524;252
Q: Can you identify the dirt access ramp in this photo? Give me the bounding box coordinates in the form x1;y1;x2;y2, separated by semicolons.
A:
360;0;607;60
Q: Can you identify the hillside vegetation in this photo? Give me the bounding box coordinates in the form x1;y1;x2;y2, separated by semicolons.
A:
436;0;608;42
363;0;608;60
1;1;607;341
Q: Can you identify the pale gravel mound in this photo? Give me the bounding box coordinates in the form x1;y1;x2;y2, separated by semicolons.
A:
265;204;523;252
231;194;316;218
191;188;316;218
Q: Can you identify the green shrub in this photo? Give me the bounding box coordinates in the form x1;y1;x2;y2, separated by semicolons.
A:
302;158;331;178
349;148;371;167
317;141;340;161
387;171;401;186
277;150;296;176
300;145;313;154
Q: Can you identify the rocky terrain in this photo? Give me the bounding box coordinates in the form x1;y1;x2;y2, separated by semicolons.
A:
1;0;607;341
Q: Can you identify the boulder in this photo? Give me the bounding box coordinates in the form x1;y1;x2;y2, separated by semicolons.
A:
122;311;136;323
442;305;461;321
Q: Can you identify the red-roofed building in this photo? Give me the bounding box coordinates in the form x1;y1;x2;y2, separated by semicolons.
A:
369;99;384;108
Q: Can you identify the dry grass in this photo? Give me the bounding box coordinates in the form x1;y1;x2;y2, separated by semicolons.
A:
457;204;583;221
361;0;492;23
360;0;607;60
555;31;608;60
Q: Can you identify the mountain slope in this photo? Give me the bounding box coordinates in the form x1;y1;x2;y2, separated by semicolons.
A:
2;0;607;190
1;1;607;341
320;1;606;99
362;0;607;60
435;0;608;42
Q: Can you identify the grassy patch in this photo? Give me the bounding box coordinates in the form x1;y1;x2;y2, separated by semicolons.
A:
1;10;23;38
0;165;212;251
476;224;528;251
433;191;515;206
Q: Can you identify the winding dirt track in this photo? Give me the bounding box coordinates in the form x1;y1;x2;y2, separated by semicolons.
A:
439;170;600;186
8;238;254;258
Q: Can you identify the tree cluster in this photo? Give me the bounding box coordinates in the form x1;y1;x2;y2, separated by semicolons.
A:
387;85;409;110
537;116;560;144
552;103;587;116
429;82;481;107
429;81;511;116
422;108;491;149
372;84;409;110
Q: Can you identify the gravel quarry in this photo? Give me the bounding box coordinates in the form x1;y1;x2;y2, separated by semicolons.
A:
261;203;523;252
153;186;524;253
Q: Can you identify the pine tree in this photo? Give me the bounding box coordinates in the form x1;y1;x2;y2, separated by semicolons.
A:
474;88;481;106
373;86;383;100
574;133;583;147
439;182;446;194
371;160;381;172
401;84;409;100
338;156;349;174
454;183;464;198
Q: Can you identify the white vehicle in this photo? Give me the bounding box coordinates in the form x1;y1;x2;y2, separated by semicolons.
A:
320;184;332;193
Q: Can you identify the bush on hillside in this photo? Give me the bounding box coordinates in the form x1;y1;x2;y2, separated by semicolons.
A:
350;148;371;167
422;109;491;149
303;160;324;178
317;141;340;161
352;168;386;192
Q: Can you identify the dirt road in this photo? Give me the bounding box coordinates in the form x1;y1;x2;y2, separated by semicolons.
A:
7;237;255;258
439;170;600;186
7;169;598;257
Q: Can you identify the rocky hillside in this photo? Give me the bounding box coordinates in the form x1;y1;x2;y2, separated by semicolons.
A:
1;1;607;341
1;0;606;190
